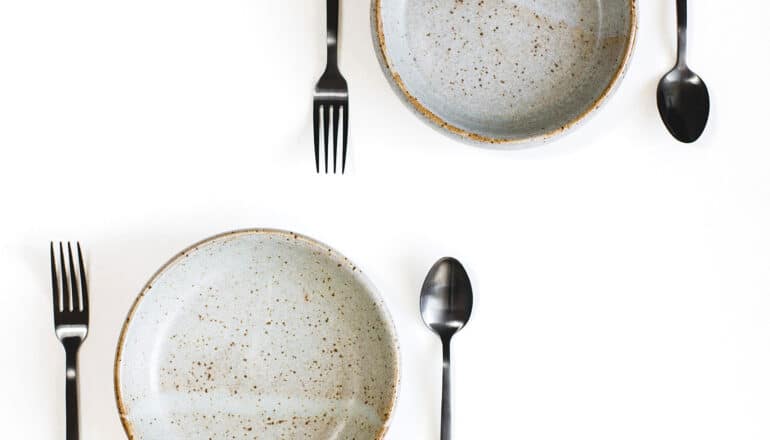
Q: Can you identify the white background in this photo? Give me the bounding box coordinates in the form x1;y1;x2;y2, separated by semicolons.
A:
1;0;769;438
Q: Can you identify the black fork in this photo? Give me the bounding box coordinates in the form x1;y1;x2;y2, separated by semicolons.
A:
313;0;349;174
50;242;89;440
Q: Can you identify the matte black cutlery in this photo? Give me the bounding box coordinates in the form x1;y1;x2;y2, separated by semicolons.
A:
657;0;710;143
420;257;473;440
50;242;89;440
313;0;349;174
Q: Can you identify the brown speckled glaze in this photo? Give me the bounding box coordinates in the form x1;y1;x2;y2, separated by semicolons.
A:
115;230;399;439
372;0;637;146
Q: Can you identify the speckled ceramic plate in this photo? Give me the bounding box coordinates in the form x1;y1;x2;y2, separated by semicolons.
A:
115;230;399;439
373;0;637;145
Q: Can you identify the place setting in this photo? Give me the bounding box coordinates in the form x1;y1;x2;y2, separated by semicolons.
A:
315;0;710;174
49;231;473;439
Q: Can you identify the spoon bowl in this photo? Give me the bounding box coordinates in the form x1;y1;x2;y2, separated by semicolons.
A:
420;258;473;338
657;66;710;143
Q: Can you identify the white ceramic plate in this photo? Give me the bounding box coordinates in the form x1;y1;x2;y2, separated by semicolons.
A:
372;0;637;145
115;230;399;439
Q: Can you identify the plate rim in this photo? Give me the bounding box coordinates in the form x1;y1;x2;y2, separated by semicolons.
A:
371;0;639;146
113;228;401;440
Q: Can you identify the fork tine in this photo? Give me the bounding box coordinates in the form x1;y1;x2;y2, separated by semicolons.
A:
59;243;71;312
50;242;60;313
322;104;330;173
313;102;320;173
77;242;88;314
342;103;348;174
67;242;80;312
332;104;340;173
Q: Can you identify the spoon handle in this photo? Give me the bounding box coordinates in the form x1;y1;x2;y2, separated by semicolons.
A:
676;0;687;66
440;337;451;440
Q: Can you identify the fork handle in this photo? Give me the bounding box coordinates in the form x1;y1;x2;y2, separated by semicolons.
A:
64;341;80;440
325;0;340;68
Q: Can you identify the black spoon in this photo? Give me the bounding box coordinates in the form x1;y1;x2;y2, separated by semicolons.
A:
657;0;710;143
420;257;473;440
